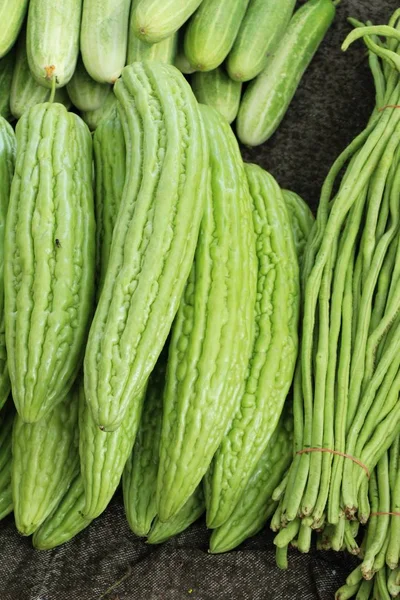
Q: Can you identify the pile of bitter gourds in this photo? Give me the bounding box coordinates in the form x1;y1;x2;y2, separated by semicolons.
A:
0;0;336;145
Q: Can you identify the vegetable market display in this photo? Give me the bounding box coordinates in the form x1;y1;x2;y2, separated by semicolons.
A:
0;1;399;599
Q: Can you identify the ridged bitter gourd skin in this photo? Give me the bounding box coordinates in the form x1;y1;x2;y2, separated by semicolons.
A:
0;402;14;520
132;0;203;44
84;61;209;432
156;104;257;523
0;50;16;121
0;119;15;411
0;0;29;59
209;408;293;553
191;68;242;125
123;355;166;537
147;485;205;544
26;0;82;88
4;103;96;423
206;164;300;529
33;473;92;550
79;381;147;520
12;387;80;536
10;31;71;120
283;189;315;265
67;55;111;113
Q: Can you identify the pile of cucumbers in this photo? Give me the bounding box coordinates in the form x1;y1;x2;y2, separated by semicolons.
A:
0;0;336;144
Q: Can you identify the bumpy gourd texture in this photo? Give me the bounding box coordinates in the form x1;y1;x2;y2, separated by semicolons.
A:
206;164;299;529
132;0;203;44
282;189;315;267
0;119;15;410
12;387;80;536
0;403;14;520
4;103;95;424
84;61;208;432
156;105;257;523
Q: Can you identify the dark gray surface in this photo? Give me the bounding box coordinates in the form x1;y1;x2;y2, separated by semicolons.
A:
0;1;397;599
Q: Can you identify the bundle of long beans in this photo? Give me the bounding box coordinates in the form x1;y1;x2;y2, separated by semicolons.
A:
272;9;400;566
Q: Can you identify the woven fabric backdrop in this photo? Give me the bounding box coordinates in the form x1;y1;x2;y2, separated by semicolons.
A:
0;1;397;599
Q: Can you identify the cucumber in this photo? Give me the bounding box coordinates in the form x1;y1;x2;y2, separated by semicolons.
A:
80;89;116;131
191;68;242;124
156;105;257;523
0;118;15;411
283;189;315;266
12;387;80;535
209;408;293;553
5;103;95;423
175;51;196;75
84;62;209;432
81;0;131;84
67;55;111;112
123;355;166;537
147;486;205;544
132;0;203;44
206;164;299;529
128;0;178;65
10;31;71;119
0;50;16;121
227;0;296;82
0;402;14;520
184;0;250;72
0;0;29;58
26;0;82;88
236;0;336;146
33;473;92;550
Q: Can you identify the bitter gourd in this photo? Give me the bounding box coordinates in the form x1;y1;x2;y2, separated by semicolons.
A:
0;118;15;411
283;189;315;266
206;164;299;529
132;0;203;44
0;402;14;520
209;407;293;553
123;354;166;537
0;0;29;58
156;105;257;523
10;31;71;120
191;67;242;124
80;90;116;131
12;387;80;535
67;55;111;113
4;102;95;423
33;473;92;550
84;61;209;432
0;50;16;121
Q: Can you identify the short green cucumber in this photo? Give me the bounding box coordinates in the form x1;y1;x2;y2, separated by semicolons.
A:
0;402;14;520
0;50;16;121
67;55;111;112
81;0;131;84
123;355;166;537
209;408;293;554
5;103;95;423
33;473;92;550
156;105;257;523
128;0;178;65
84;62;209;432
26;0;82;88
79;380;147;520
174;28;196;74
227;0;296;82
0;0;29;58
93;106;126;293
132;0;203;44
147;486;205;544
206;164;299;529
10;31;71;119
184;0;250;72
283;189;315;266
80;90;117;131
236;0;336;146
12;387;80;535
191;68;242;124
0;118;15;411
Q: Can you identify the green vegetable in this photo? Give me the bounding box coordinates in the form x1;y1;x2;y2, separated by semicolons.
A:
0;403;14;520
84;61;209;432
81;0;131;84
184;0;250;72
80;89;116;131
227;0;296;82
147;486;205;544
33;473;92;550
0;118;15;411
174;51;196;74
0;0;29;58
123;356;166;537
283;189;315;265
26;0;82;88
156;105;257;523
237;0;336;146
206;164;299;529
0;50;16;121
67;55;111;112
4;103;95;423
132;0;203;44
128;1;177;65
191;67;242;124
12;387;80;535
10;31;71;119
